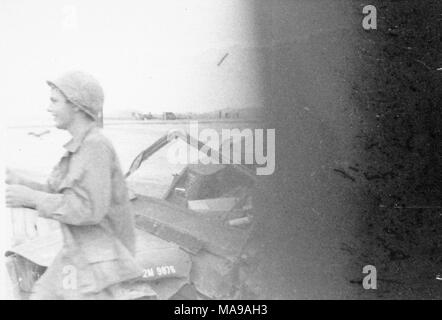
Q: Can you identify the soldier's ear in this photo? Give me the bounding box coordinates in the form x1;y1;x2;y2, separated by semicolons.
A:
69;102;81;113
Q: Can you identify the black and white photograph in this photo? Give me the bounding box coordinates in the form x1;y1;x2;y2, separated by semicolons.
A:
0;0;441;305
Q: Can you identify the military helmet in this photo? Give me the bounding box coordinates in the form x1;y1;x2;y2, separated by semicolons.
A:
47;71;104;121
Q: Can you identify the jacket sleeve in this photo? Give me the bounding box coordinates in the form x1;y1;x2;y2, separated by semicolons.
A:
20;178;50;193
34;140;113;226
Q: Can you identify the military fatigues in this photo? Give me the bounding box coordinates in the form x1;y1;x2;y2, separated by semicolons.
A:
30;124;142;299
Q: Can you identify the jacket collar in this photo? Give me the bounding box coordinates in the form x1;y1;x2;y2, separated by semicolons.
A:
63;123;97;153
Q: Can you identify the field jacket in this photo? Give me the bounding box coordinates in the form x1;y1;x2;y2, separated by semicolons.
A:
34;124;142;295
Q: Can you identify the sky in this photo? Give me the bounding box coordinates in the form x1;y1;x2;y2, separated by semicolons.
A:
0;0;265;123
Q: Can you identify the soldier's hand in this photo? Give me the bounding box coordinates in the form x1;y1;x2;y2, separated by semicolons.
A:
5;185;34;208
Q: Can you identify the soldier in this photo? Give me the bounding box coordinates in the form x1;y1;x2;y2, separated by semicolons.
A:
5;71;143;299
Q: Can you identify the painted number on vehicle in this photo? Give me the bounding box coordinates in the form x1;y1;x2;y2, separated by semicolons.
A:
142;265;177;278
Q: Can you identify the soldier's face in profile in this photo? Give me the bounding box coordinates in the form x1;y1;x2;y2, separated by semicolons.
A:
47;88;76;129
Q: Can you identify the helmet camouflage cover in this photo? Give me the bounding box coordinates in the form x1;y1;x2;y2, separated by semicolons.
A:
47;71;104;122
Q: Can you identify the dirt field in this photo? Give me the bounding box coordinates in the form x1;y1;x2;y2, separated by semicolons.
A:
5;119;260;192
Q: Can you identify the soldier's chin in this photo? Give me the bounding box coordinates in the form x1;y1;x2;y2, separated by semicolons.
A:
53;119;64;129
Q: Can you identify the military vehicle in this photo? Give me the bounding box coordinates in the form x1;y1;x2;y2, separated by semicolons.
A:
5;130;259;299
